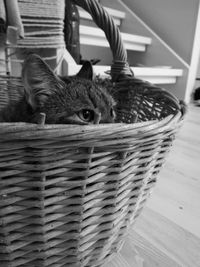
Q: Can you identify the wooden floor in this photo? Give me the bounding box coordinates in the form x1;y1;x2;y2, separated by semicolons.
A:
104;104;200;267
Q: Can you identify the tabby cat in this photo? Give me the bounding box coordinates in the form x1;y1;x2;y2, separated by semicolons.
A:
0;54;115;124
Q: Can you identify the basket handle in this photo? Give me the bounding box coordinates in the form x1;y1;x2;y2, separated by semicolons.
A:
72;0;133;81
71;0;186;116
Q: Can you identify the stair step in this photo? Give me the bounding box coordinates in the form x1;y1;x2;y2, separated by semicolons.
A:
132;67;183;84
92;65;183;84
78;6;126;26
60;52;183;85
80;25;152;51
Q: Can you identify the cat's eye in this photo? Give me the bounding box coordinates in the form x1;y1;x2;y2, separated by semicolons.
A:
78;109;95;122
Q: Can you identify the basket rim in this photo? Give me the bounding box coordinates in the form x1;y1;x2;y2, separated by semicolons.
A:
0;112;183;140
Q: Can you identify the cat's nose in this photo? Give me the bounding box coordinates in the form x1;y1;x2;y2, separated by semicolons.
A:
93;111;101;124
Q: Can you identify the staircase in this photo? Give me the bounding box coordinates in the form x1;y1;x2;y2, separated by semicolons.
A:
62;2;184;86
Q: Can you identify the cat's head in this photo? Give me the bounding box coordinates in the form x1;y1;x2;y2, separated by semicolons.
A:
22;54;115;124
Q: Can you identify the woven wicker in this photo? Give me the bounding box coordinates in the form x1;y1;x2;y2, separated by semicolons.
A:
0;0;185;266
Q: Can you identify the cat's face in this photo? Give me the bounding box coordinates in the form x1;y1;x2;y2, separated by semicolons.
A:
22;54;115;124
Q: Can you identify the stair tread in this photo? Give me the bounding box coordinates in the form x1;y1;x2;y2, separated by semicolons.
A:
94;66;183;84
61;52;183;84
78;6;126;19
80;25;152;51
93;65;183;77
78;6;126;26
80;25;151;44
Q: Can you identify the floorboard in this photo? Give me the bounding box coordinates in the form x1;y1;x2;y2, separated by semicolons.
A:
104;105;200;267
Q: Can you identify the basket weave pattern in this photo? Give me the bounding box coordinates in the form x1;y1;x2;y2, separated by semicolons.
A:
0;0;185;266
0;118;180;267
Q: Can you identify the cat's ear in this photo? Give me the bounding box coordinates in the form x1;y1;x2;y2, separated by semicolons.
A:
76;61;93;80
22;54;64;109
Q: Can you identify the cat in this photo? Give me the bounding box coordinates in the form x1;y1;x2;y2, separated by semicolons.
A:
0;54;115;124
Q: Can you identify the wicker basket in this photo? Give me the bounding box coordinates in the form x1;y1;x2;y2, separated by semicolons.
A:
0;0;185;267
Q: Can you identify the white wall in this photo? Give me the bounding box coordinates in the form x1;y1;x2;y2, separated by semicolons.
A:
122;0;199;65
